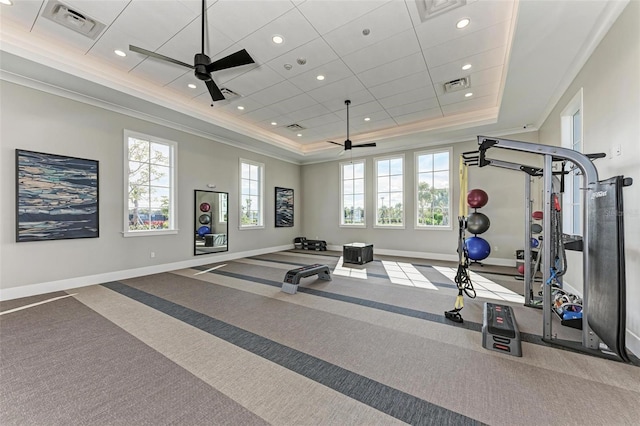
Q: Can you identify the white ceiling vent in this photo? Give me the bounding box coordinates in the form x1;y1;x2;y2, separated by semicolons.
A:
415;0;467;22
444;76;471;93
42;1;106;40
285;124;306;131
219;87;240;99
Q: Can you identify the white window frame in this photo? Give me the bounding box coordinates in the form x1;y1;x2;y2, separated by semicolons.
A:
340;159;366;227
239;158;264;229
123;130;178;237
561;88;583;236
414;148;452;230
374;154;405;228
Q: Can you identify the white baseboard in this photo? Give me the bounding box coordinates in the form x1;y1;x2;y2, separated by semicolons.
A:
327;245;516;267
0;244;293;301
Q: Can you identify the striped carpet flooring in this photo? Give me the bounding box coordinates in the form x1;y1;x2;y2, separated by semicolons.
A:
1;251;639;425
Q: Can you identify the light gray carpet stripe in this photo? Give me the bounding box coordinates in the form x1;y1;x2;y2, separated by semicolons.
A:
248;255;390;279
102;281;483;426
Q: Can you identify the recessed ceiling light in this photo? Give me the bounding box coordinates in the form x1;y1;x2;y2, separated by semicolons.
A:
457;18;470;29
462;63;472;71
0;0;14;5
297;133;302;137
187;83;197;89
465;92;473;97
114;49;126;57
364;117;371;122
272;35;284;44
362;28;370;36
237;106;245;110
271;122;277;126
316;75;325;81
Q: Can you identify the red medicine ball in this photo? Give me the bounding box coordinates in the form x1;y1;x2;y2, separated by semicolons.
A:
467;189;489;208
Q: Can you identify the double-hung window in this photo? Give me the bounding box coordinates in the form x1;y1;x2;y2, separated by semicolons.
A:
375;155;404;227
340;160;366;226
240;159;264;228
561;89;583;235
124;130;177;236
415;149;451;228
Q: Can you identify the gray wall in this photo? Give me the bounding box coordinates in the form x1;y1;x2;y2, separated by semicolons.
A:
300;131;539;265
538;0;640;355
0;81;301;296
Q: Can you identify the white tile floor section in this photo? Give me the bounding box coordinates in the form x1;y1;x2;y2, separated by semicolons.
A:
433;266;525;303
381;261;439;290
332;256;368;279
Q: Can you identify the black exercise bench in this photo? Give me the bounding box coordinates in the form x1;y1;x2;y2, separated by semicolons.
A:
281;264;331;294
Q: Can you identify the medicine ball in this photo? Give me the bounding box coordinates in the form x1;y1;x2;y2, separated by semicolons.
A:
465;236;491;261
199;214;211;225
466;212;490;235
200;202;211;212
467;189;489;208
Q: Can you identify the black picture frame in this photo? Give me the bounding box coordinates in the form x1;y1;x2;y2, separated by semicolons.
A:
275;187;294;227
16;149;99;242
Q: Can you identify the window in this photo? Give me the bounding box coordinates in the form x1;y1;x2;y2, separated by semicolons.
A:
124;130;177;236
219;193;228;223
561;89;583;235
240;159;264;228
415;149;451;228
375;155;404;227
340;160;366;226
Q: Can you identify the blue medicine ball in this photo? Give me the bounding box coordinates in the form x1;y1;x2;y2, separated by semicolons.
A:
465;236;491;261
197;226;211;237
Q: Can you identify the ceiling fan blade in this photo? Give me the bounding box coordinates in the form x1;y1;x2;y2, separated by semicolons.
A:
129;45;194;69
327;140;344;147
205;78;225;101
206;49;255;73
353;143;377;148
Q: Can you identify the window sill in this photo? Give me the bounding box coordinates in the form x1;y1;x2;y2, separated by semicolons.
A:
413;225;453;231
339;224;366;228
239;225;265;230
374;224;406;229
123;229;179;237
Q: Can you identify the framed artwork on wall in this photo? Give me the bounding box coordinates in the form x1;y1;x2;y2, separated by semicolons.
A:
275;187;294;228
16;149;99;242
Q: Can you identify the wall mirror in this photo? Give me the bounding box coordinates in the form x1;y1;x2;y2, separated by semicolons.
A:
194;190;228;255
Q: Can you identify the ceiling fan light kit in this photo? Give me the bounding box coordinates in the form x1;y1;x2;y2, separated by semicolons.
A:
128;0;255;104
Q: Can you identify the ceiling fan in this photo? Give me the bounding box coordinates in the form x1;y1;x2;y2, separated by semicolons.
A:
129;0;254;104
327;100;377;154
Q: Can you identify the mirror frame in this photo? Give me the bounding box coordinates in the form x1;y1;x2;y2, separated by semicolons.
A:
194;189;228;256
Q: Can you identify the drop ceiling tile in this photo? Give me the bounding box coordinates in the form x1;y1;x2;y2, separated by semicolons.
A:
0;0;44;29
297;0;389;35
350;117;397;133
165;73;208;99
243;107;283;123
218;97;266;116
266;37;339;79
270;94;318;116
239;8;321;64
155;22;236;65
306;75;368;104
249;80;303;105
286;103;334;123
392;107;444;125
414;0;515;50
437;80;499;105
221;65;285;97
385;97;441;117
319;90;378;114
312;120;351;141
288;59;354;92
341;29;421;75
130;59;193;88
322;1;414;57
209;0;294;42
297;112;344;129
378;85;437;109
441;93;497;114
368;71;432;100
341;100;387;119
427;46;506;84
423;20;510;67
357;52;427;87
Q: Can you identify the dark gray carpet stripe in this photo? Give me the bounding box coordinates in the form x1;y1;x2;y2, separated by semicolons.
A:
103;281;483;426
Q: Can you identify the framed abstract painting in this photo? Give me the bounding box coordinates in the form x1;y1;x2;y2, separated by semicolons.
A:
16;149;99;242
275;187;293;228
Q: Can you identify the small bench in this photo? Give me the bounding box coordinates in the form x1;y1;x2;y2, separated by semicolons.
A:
282;264;331;294
482;302;522;357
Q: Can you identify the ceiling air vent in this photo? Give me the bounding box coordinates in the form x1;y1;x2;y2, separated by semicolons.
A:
42;0;106;40
219;87;240;99
443;76;471;93
415;0;467;23
285;124;306;131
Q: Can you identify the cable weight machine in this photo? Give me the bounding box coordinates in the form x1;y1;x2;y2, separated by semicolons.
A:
473;136;633;362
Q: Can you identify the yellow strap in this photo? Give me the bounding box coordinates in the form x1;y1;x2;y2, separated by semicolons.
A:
459;156;468;218
454;294;464;310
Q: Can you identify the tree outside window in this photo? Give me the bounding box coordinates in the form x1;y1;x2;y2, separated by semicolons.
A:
416;150;450;227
